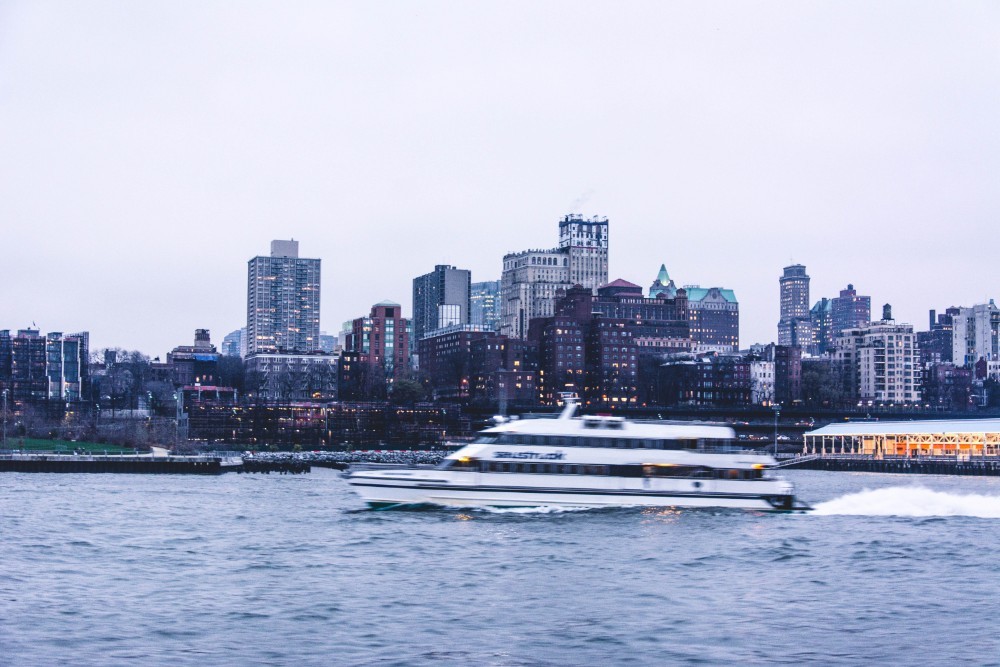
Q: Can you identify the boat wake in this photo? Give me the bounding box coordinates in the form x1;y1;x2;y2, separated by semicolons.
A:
812;486;1000;518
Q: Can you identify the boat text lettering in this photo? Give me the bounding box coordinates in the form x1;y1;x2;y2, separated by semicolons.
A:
492;451;565;460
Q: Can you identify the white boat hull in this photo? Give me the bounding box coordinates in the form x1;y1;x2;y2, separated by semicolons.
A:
347;470;802;511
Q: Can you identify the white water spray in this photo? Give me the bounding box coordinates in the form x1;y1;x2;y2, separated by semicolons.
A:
813;486;1000;518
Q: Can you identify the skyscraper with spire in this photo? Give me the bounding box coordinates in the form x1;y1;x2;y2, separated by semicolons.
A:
649;264;677;298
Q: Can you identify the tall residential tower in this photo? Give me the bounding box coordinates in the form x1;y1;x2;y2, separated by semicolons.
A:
412;265;471;342
778;264;812;348
246;240;321;356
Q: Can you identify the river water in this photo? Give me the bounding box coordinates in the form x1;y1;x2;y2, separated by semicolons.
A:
2;469;999;666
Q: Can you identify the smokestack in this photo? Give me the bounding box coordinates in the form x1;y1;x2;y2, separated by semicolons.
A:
883;304;893;321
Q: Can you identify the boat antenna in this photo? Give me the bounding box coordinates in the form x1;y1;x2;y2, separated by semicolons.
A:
558;393;579;420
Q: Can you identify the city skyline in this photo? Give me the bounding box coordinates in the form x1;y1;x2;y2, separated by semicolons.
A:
2;2;998;356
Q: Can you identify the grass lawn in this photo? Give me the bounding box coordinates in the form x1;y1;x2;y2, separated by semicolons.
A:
3;438;138;454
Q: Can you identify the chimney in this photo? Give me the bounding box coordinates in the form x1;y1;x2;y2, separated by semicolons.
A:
929;309;936;329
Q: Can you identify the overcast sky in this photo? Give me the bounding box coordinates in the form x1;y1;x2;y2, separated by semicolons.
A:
2;1;998;357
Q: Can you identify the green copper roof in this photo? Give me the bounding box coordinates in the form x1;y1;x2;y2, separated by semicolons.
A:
656;264;670;283
683;287;738;304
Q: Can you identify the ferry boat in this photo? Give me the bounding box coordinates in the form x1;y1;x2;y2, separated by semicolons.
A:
346;399;810;511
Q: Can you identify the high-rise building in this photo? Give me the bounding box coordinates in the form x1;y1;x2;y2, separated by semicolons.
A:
318;332;338;354
831;284;871;338
470;280;501;331
952;300;1000;367
222;328;244;358
918;307;961;365
809;284;871;355
809;298;833;355
559;215;609;288
778;264;812;347
412;265;471;342
684;286;740;352
500;215;609;339
45;332;88;402
246;240;321;356
1;329;88;404
346;301;411;390
500;248;571;340
835;305;921;404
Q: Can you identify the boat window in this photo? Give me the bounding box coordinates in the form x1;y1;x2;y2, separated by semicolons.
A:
702;439;731;452
474;436;498;444
442;458;478;471
642;465;703;478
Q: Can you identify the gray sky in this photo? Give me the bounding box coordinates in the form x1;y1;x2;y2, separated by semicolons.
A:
2;1;998;357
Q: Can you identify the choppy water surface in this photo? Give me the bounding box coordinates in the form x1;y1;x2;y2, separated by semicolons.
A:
3;470;1000;666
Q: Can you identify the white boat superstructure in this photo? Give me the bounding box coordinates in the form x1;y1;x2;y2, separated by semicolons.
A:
347;400;809;511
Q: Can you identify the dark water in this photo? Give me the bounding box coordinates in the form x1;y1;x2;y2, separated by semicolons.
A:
3;470;1000;666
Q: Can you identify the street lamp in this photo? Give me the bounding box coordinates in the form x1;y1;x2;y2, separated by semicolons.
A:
772;403;781;457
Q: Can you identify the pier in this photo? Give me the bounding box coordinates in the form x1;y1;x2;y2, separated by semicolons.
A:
0;453;231;474
778;454;1000;476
